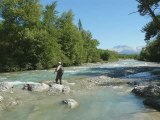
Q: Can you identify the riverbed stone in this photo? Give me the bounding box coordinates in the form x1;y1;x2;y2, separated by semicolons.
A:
0;82;13;92
63;86;71;94
143;98;160;111
22;83;49;92
62;99;79;109
9;101;18;106
62;81;75;86
48;84;70;95
132;84;160;97
0;96;4;102
88;76;127;87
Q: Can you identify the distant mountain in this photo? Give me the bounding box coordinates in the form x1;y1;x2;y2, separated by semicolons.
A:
111;45;143;54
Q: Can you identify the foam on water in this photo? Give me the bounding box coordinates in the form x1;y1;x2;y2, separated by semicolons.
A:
0;77;7;80
8;81;40;85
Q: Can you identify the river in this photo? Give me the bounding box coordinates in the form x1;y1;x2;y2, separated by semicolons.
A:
0;59;160;120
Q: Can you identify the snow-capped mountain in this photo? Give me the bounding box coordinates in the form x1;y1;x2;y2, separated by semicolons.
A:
111;45;143;54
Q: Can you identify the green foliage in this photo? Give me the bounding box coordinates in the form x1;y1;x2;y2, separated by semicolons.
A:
118;54;139;60
81;30;100;63
57;10;84;65
136;0;160;16
1;0;41;30
1;0;146;72
0;1;102;72
136;0;160;27
136;0;160;62
142;19;159;41
99;49;119;62
139;38;160;62
99;49;139;62
78;19;83;31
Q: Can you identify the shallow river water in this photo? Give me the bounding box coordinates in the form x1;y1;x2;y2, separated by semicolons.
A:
0;60;160;120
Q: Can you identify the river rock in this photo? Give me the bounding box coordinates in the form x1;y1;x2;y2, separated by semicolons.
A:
48;84;70;95
23;83;49;92
41;80;53;85
62;99;79;109
0;96;4;102
132;84;160;97
143;98;160;111
9;101;18;106
127;81;140;86
62;81;75;86
0;82;13;92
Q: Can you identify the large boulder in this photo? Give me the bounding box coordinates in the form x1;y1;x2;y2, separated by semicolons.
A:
0;82;13;92
62;99;79;109
48;84;70;95
22;83;49;92
143;98;160;111
132;84;160;97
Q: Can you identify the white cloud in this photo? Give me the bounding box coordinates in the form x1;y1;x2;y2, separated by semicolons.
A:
110;45;143;54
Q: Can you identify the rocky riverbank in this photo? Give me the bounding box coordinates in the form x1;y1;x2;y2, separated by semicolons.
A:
132;84;160;111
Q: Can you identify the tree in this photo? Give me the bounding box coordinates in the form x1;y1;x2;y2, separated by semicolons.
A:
0;0;42;71
136;0;160;62
142;18;159;41
81;30;100;63
136;0;160;28
57;10;84;65
99;49;119;61
42;1;58;34
1;0;41;30
139;38;160;62
42;2;61;66
78;19;83;31
0;0;101;72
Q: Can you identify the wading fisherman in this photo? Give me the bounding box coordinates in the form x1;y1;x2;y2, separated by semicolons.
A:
54;62;64;84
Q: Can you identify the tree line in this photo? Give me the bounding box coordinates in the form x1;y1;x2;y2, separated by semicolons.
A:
0;0;138;72
136;0;160;62
0;0;102;72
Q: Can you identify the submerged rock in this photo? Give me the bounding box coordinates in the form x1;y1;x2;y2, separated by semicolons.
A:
62;81;75;86
127;81;140;86
48;84;70;95
9;101;18;107
0;82;13;92
143;98;160;111
22;83;49;92
132;84;160;97
88;76;127;87
42;80;52;85
0;96;4;102
62;86;71;94
62;99;79;109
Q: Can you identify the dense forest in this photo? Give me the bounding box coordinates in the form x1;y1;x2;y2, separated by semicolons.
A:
0;0;137;72
0;0;101;72
137;0;160;62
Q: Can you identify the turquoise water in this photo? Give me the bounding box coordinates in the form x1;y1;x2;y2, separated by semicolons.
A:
0;59;158;83
0;60;160;120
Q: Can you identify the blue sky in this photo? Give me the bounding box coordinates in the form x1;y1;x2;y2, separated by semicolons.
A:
41;0;151;49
